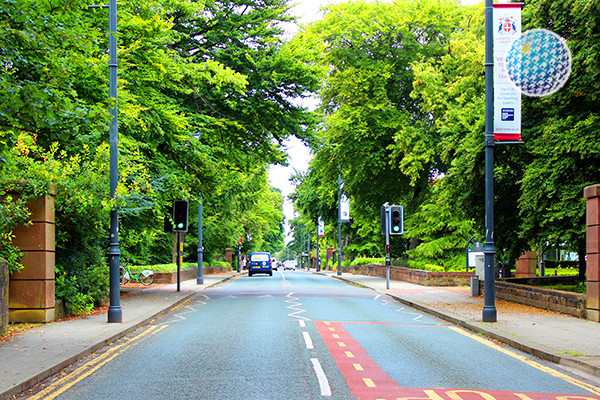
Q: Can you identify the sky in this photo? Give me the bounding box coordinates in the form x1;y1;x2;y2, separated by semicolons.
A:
268;0;484;244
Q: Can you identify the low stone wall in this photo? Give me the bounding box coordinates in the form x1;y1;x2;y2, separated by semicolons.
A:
495;281;587;318
153;265;231;284
504;275;579;286
343;264;473;287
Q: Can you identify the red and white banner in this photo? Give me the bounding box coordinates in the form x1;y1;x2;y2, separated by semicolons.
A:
493;3;523;141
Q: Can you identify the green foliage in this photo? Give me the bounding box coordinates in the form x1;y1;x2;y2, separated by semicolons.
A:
0;0;315;316
292;0;600;272
0;193;29;273
55;265;94;316
350;257;384;266
406;260;444;272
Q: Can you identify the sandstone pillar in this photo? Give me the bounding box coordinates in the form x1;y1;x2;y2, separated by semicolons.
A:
9;186;56;323
326;247;334;271
515;250;537;278
225;248;232;267
584;184;600;322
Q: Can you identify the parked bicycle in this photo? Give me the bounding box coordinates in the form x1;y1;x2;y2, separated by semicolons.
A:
119;261;155;286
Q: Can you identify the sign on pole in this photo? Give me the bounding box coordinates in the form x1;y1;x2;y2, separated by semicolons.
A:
340;194;350;222
493;3;523;141
317;216;325;237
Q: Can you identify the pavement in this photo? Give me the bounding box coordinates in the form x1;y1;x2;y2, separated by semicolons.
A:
0;272;241;400
1;270;599;399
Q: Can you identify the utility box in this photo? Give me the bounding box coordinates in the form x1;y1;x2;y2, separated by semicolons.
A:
475;254;485;281
470;275;480;297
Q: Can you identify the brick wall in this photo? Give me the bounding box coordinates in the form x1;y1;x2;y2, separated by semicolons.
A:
344;264;473;286
153;265;232;284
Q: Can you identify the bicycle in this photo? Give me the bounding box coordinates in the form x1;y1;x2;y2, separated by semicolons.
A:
119;261;155;286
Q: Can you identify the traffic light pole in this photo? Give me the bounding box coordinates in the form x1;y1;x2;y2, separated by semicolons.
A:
384;203;391;290
316;229;320;272
176;231;181;292
237;242;241;273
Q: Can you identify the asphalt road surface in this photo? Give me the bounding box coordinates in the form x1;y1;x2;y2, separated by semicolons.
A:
22;271;600;400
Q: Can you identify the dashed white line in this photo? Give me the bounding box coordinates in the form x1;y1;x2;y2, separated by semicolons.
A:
310;358;332;397
298;320;306;328
303;331;314;349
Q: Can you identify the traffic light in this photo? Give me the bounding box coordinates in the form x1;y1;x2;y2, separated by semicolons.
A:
172;200;189;232
389;205;403;235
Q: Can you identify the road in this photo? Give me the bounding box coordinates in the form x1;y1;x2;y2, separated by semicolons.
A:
21;271;600;400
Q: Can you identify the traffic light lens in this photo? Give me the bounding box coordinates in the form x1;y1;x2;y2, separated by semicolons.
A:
177;223;184;228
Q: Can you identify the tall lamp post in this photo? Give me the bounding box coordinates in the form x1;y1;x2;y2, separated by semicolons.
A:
483;0;497;322
337;173;342;276
106;0;122;323
197;197;204;284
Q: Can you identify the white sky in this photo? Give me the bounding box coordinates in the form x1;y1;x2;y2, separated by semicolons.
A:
268;0;484;243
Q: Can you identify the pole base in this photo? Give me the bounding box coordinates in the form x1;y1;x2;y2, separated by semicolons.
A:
197;278;204;285
107;306;122;323
482;306;497;322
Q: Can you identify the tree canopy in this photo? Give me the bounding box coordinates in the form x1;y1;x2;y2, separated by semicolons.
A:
0;0;320;312
290;0;600;272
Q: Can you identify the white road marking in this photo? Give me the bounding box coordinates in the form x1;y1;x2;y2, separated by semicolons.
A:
303;331;314;349
373;295;381;300
299;320;306;328
285;292;311;321
310;358;332;397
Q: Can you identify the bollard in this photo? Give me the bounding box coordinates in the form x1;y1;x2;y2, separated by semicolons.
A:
470;275;480;297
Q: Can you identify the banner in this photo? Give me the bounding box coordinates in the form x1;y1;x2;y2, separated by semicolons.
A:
493;3;523;141
318;216;325;237
340;195;350;222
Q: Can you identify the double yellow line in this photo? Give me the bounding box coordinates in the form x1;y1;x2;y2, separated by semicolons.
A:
28;325;168;400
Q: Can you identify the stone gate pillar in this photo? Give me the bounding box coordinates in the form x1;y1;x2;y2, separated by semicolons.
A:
326;247;334;271
9;186;56;323
584;184;600;322
515;250;537;278
225;248;232;267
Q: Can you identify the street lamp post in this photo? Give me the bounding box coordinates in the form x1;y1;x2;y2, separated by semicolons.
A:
337;173;342;276
483;0;497;322
106;0;122;323
307;230;311;270
197;197;204;284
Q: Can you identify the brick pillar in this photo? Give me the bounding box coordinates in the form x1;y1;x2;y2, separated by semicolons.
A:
515;250;537;278
584;184;600;322
225;248;232;267
9;186;56;323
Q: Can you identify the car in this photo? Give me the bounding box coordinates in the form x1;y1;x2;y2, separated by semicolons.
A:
283;260;296;270
248;252;272;276
272;259;278;271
